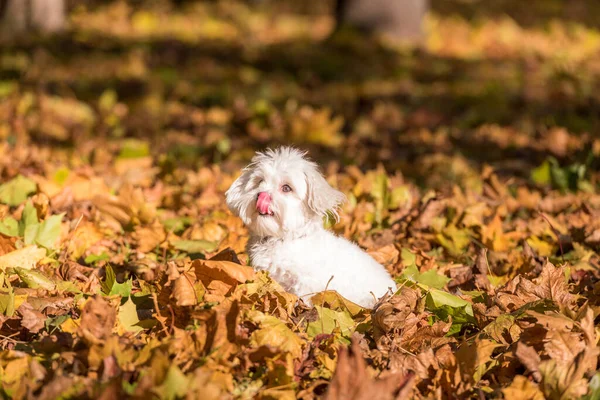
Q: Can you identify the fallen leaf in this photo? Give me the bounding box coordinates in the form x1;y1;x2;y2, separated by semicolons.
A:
248;310;303;358
307;306;356;341
501;375;544;400
18;302;46;333
0;245;46;271
0;175;37;206
77;296;116;345
324;337;415;400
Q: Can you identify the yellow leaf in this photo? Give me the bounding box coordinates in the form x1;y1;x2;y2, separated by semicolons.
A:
526;236;555;257
502;375;544;400
60;317;80;334
0;245;46;271
248;310;303;359
310;291;366;318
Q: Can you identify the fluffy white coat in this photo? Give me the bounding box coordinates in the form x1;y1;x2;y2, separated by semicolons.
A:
225;147;396;308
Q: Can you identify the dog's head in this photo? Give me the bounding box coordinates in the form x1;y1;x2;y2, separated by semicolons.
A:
225;147;346;239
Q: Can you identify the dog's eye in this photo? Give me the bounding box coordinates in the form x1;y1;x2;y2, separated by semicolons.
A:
281;184;292;193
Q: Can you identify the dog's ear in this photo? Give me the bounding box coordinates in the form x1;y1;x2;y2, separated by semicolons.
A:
304;165;346;221
225;169;251;219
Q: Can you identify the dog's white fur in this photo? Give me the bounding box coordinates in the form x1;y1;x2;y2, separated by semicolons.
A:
225;147;396;308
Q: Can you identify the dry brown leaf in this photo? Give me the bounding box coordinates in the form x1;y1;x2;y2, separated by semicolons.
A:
324;337;415;400
133;219;167;252
192;259;256;288
455;338;500;384
544;330;585;366
0;234;16;256
516;342;542;382
191;298;240;359
501;375;544;400
18;302;46;333
368;244;399;267
77;296;116;345
172;273;199;306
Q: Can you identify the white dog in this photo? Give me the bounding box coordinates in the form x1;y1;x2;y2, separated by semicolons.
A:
225;147;396;308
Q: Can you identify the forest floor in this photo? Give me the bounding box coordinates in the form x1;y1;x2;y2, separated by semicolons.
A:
0;1;599;399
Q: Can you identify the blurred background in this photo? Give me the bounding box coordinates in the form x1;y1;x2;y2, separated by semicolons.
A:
1;0;598;191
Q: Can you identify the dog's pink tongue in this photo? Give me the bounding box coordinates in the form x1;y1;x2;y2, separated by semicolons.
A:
256;192;272;215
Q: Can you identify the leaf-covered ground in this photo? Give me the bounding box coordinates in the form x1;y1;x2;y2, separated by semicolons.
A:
0;1;600;399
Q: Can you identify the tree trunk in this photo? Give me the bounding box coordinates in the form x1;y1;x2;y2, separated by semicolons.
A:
1;0;66;39
336;0;428;42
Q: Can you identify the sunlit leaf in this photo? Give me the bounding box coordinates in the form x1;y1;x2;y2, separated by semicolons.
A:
0;287;15;316
0;245;45;271
14;267;56;290
423;287;475;334
0;217;18;237
0;175;37;206
34;213;65;249
248;310;303;358
157;365;190;400
84;252;110;264
118;296;144;333
117;139;150;159
101;265;132;297
173;239;218;254
436;224;471;257
306;306;356;342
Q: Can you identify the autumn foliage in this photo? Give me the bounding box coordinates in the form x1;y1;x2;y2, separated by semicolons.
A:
0;1;600;399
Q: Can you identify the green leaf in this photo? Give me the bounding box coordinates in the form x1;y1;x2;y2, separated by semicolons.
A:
45;314;70;332
0;217;18;237
111;279;133;297
584;373;600;400
418;269;451;289
19;201;38;236
52;167;71;185
531;160;551;185
24;223;40;246
401;248;417;265
84;252;110;265
98;89;118;112
370;172;389;224
400;250;449;290
157;365;190;400
19;207;63;250
101;265;117;295
34;213;64;249
423;287;475;334
172;239;218;254
0;287;15;316
118;296;144;333
400;264;420;282
14;267;56;290
425;288;473;314
117;139;150;159
0;81;17;98
436;224;471;257
549;158;569;191
55;280;82;294
101;265;132;298
0;175;37;206
162;217;192;234
390;185;411;209
306;305;356;341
